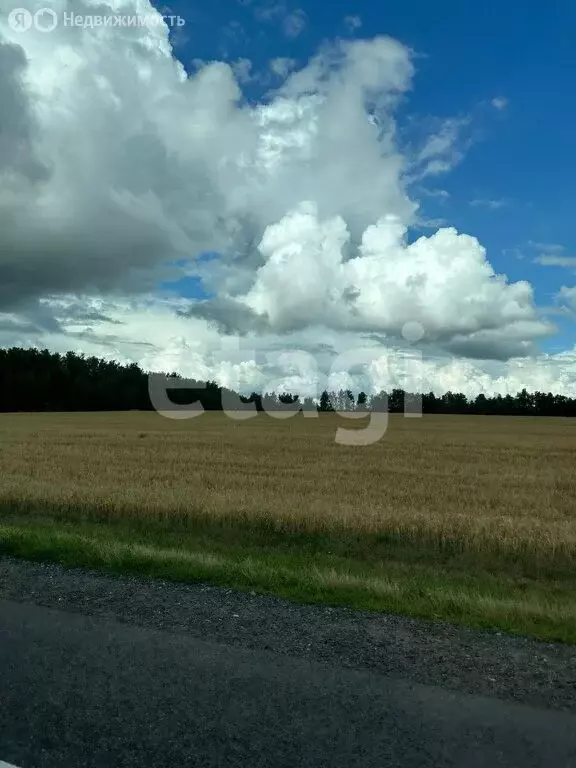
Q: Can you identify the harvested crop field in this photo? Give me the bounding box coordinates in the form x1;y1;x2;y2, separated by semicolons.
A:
1;411;576;641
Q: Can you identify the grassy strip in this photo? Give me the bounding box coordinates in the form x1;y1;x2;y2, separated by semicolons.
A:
2;497;575;581
1;516;576;643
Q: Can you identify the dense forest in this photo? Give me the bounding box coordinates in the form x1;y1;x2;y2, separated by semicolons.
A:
1;346;576;416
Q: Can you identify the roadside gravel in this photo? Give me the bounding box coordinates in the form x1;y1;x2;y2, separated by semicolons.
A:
1;555;575;711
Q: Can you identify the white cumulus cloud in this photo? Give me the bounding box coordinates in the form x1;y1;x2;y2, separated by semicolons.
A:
0;0;571;396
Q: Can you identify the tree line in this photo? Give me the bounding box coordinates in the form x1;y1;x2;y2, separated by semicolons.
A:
1;346;575;417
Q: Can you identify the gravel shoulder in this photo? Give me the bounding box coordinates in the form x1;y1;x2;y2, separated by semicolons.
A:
1;555;575;712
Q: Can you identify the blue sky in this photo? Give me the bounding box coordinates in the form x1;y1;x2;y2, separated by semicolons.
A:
156;0;576;350
4;0;576;394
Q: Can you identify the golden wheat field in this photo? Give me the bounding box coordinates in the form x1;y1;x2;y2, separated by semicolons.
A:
1;411;576;555
2;411;576;640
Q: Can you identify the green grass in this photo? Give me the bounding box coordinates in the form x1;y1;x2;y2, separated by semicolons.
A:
2;507;576;644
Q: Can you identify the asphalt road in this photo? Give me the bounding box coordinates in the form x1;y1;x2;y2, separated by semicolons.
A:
1;597;576;767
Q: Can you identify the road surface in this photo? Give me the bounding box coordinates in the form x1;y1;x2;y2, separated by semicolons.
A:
1;561;576;766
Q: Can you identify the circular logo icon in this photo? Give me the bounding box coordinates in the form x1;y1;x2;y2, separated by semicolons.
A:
33;7;58;32
401;321;425;343
7;7;33;32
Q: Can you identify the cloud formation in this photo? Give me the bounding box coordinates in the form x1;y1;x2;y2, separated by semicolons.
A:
344;15;362;33
491;96;508;110
0;0;569;395
235;202;549;360
269;57;297;78
469;198;508;210
534;255;576;267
